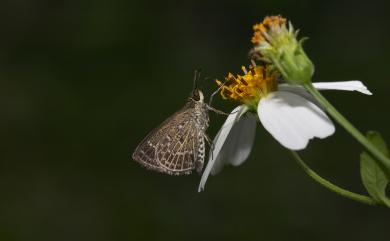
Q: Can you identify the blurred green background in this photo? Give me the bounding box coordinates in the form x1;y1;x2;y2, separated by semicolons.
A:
1;0;390;240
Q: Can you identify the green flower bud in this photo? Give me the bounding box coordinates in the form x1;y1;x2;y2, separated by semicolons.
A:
251;16;314;85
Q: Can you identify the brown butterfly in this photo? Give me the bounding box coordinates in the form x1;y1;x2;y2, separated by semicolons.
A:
132;71;223;175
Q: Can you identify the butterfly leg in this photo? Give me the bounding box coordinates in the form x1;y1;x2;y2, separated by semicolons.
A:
206;106;230;116
207;78;228;110
208;78;241;116
207;105;240;116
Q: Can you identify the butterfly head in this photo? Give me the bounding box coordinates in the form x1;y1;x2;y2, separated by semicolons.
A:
190;89;204;103
190;68;205;103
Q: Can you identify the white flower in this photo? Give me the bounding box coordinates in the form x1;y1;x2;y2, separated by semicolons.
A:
198;80;372;192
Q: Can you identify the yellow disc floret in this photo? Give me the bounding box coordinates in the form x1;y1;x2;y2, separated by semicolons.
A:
216;65;278;107
251;15;287;45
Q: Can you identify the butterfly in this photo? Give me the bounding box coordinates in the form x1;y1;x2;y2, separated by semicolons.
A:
132;71;224;175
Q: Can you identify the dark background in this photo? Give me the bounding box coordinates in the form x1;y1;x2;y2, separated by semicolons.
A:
1;0;389;240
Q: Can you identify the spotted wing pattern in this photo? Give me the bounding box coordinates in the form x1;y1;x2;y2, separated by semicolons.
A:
132;106;206;175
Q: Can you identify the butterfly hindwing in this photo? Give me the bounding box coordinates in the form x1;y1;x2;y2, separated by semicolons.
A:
132;104;206;175
156;115;197;174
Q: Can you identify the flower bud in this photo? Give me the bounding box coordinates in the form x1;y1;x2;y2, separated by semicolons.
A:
251;16;314;85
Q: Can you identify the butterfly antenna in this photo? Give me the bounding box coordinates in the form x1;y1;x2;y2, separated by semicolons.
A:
193;68;202;90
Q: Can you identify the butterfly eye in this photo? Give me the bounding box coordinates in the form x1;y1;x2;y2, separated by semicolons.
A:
192;90;200;101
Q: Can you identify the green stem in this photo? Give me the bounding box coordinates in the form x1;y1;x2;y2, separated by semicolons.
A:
304;83;390;178
291;151;376;205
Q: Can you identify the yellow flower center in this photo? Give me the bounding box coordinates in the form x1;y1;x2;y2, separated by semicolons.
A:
251;15;286;45
217;65;278;107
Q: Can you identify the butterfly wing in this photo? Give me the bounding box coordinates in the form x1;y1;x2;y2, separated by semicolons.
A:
132;105;205;175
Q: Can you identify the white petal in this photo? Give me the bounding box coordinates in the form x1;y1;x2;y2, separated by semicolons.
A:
210;113;256;173
313;81;372;95
258;91;335;150
198;105;255;192
278;84;318;104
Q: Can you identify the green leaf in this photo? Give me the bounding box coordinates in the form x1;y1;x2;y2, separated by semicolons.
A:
360;131;390;207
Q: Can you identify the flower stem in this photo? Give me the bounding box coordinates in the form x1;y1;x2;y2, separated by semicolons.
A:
304;83;390;178
290;151;376;205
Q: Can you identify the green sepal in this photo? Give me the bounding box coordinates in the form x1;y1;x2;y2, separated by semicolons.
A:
298;37;309;46
360;131;390;207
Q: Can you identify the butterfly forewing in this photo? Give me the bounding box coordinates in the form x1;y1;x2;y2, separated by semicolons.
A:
132;95;208;175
